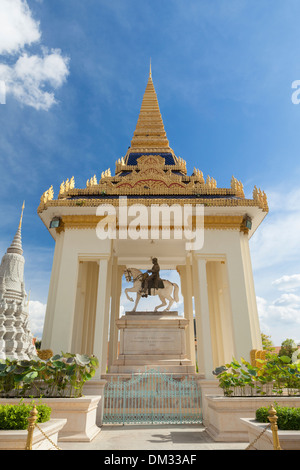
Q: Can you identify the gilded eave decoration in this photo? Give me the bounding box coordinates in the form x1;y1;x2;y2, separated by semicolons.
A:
37;154;269;213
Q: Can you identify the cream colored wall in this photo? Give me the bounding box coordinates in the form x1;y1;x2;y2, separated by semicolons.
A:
107;262;124;371
41;229;65;349
71;261;99;355
41;229;112;366
177;262;196;369
192;228;262;377
240;233;262;350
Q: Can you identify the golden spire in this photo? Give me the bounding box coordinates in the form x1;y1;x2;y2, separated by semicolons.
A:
127;65;172;155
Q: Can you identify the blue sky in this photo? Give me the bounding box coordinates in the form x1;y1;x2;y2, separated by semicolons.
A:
1;0;300;347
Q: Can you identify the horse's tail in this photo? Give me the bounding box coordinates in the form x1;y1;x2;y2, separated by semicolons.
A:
172;282;179;302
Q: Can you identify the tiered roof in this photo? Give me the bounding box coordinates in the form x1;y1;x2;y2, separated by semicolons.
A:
37;66;268;235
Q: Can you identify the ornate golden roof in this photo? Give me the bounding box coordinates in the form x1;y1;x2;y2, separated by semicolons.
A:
37;67;268;216
126;65;174;157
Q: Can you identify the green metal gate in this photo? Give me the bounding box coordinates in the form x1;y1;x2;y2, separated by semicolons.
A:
103;369;202;425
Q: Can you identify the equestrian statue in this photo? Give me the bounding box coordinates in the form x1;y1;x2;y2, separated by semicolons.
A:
124;258;180;312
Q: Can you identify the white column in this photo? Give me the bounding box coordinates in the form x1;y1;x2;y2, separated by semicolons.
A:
71;261;87;353
108;263;123;369
41;231;65;349
177;266;190;359
193;256;214;378
81;262;99;355
206;261;223;366
240;233;262;349
217;261;235;364
185;260;196;366
101;258;112;374
226;235;256;361
93;257;111;378
47;238;79;353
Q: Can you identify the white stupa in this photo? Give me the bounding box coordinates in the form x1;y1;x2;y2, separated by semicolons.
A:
0;202;36;360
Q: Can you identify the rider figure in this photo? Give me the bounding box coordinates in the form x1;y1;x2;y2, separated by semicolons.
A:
142;257;160;296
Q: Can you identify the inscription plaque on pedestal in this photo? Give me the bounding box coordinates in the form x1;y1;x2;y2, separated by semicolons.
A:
110;311;195;373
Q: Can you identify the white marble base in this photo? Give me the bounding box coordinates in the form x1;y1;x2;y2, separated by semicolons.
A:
0;419;67;450
110;311;195;373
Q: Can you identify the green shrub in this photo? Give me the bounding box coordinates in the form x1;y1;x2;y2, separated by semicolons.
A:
0;401;51;430
0;353;99;398
213;355;300;396
256;405;300;430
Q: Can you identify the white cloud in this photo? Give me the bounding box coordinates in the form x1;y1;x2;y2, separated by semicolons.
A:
250;187;300;272
256;275;300;345
0;0;40;54
251;212;300;271
14;50;69;88
0;0;69;110
250;185;300;344
272;274;300;292
28;300;46;339
0;50;69;110
273;293;300;308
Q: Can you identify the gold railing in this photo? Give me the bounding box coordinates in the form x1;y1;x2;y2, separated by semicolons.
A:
245;404;282;450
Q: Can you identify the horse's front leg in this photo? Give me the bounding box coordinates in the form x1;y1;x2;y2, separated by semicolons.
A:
132;293;141;312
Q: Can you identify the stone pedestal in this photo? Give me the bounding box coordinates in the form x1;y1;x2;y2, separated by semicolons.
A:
110;311;195;373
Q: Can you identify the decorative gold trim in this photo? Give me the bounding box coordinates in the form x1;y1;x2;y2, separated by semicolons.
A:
38;195;268;215
59;177;75;196
55;214;246;232
204;215;244;230
38;152;268;213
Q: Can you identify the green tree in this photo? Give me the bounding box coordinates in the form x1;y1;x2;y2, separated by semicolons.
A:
279;339;297;359
261;333;275;353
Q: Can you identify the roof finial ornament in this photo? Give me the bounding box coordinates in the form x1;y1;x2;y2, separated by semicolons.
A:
19;201;25;230
7;202;25;256
149;58;152;79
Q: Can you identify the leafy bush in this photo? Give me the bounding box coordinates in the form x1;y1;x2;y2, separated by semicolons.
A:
256;405;300;430
0;401;51;430
0;353;99;398
213;355;300;396
278;339;298;359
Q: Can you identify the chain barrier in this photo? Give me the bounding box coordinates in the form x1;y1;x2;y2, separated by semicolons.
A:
245;404;282;451
245;423;271;450
35;422;61;450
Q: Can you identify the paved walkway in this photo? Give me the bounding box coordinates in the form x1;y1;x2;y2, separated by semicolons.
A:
59;424;247;451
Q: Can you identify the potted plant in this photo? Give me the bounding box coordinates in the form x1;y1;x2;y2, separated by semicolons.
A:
241;404;300;450
205;356;300;442
0;353;103;442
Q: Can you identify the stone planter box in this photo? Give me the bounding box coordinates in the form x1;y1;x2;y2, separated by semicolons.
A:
241;418;300;450
83;379;107;426
0;396;101;442
0;419;66;450
205;395;300;442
